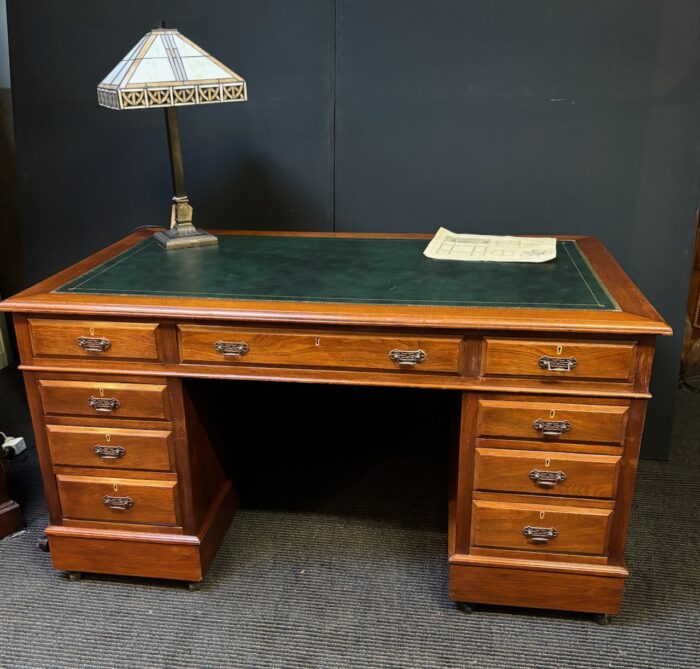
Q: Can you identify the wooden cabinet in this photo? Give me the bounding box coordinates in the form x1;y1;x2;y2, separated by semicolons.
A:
0;229;670;615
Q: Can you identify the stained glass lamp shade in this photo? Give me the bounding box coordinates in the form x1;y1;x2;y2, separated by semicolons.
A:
97;25;247;249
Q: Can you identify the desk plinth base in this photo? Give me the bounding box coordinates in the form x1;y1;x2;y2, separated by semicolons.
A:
45;482;237;584
449;561;627;615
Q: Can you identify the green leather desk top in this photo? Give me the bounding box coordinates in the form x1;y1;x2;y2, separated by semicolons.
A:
54;235;618;311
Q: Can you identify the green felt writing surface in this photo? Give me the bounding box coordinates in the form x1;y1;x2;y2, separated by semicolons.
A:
54;236;618;311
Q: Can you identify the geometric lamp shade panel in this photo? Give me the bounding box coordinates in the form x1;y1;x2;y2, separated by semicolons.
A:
97;28;247;110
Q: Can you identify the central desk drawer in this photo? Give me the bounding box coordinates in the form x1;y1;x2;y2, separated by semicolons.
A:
47;425;172;471
28;318;159;361
472;500;612;555
476;398;629;445
178;325;462;374
38;380;169;420
474;448;621;498
56;474;178;525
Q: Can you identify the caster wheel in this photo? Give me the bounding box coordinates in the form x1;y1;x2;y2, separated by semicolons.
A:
66;572;82;582
188;581;203;592
594;614;612;626
457;602;475;614
37;536;50;552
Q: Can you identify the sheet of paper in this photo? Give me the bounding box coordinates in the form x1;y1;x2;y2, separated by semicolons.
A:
423;228;557;263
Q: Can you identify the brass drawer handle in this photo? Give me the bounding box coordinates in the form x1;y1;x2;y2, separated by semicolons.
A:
103;495;133;511
389;349;426;367
538;355;577;371
523;525;558;545
214;340;250;357
77;336;111;353
93;445;126;460
529;469;567;488
533;419;571;437
88;396;121;413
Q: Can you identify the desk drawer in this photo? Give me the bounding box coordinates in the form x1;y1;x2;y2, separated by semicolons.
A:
38;380;169;420
29;319;159;361
481;338;637;382
47;425;172;471
57;474;178;525
178;325;462;374
472;500;612;555
476;398;628;445
474;448;620;498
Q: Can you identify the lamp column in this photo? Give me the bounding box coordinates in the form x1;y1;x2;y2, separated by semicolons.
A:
153;106;219;249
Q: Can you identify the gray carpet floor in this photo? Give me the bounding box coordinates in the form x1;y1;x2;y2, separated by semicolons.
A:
0;366;698;669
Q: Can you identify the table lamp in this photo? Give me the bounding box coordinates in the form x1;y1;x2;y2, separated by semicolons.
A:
97;23;247;249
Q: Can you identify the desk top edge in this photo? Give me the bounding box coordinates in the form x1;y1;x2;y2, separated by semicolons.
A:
0;228;672;336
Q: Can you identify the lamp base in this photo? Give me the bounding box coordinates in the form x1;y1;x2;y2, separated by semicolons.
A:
153;224;219;250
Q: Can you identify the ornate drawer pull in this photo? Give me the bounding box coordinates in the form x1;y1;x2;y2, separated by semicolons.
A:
523;525;558;545
538;355;577;372
77;336;111;353
529;469;567;488
93;445;126;460
389;349;426;367
88;396;121;413
214;340;250;357
103;495;133;510
533;419;571;437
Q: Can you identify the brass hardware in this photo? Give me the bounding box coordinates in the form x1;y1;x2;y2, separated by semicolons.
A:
556;344;563;355
103;495;134;511
539;355;577;372
529;469;567;488
544;458;551;467
549;409;556;418
389;349;426;367
523;526;558;544
533;419;571;437
88;396;121;413
214;340;250;357
77;336;111;353
94;445;126;460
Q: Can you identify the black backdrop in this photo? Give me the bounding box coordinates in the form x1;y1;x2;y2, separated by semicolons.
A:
8;0;700;458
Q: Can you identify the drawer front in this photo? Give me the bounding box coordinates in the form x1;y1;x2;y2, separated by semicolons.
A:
29;319;159;361
38;380;169;420
178;325;462;374
56;475;178;525
472;500;612;555
47;425;172;471
481;338;637;382
476;398;628;445
474;448;620;498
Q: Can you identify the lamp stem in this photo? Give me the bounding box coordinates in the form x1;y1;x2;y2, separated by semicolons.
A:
165;106;187;199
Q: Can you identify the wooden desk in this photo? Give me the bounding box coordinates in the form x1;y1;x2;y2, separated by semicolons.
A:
0;230;670;615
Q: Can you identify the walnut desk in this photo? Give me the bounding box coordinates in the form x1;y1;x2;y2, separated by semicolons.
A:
0;229;670;615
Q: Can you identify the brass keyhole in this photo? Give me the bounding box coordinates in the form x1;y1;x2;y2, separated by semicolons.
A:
105;433;111;442
113;483;118;492
99;388;105;397
545;458;551;467
539;511;545;520
556;345;563;355
314;337;321;347
89;327;95;336
549;409;556;419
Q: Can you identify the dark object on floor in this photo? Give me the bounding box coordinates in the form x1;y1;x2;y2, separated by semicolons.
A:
0;456;23;538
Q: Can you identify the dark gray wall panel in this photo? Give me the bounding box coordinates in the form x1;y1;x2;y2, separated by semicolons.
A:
335;1;700;457
8;0;334;285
